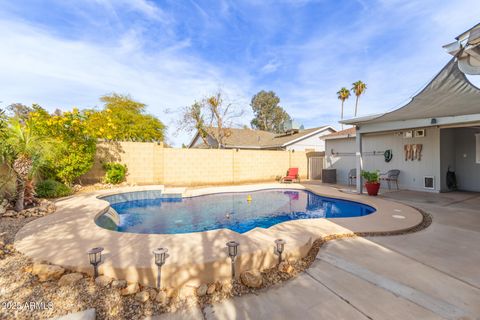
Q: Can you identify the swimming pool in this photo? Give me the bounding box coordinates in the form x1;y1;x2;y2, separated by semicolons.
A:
96;189;375;234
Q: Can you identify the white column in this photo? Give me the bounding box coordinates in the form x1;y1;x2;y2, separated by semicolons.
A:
356;131;363;194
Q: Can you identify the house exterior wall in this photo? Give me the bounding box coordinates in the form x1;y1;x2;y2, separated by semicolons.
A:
451;127;480;192
324;138;356;184
325;127;442;191
285;129;334;152
440;129;456;191
81;142;312;186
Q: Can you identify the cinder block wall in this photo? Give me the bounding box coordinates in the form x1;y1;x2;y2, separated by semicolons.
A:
81;142;311;186
0;164;15;199
81;142;162;184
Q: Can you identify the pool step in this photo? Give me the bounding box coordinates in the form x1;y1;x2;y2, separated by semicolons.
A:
163;187;186;198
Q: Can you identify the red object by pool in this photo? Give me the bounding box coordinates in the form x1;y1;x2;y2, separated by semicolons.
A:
281;168;299;183
365;182;381;196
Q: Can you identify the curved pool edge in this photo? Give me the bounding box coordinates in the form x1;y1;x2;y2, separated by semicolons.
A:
14;183;424;289
96;187;377;235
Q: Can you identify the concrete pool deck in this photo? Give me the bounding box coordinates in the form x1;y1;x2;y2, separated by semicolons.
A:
183;189;480;320
14;183;423;289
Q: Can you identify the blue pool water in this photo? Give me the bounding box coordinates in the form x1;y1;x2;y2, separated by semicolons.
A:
96;189;375;234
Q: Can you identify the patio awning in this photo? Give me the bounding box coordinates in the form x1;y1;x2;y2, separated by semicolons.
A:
342;58;480;125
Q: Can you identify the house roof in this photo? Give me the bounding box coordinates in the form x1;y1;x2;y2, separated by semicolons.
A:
264;126;334;147
455;22;480;40
189;126;335;148
321;127;356;140
209;127;275;148
341;59;480;126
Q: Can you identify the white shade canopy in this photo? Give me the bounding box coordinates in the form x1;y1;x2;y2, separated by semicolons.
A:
342;59;480;125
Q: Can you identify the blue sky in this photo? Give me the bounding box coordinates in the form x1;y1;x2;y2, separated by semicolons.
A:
0;0;479;145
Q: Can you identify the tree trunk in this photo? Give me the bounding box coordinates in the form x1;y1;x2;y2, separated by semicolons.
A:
355;96;359;117
14;175;25;212
341;101;344;130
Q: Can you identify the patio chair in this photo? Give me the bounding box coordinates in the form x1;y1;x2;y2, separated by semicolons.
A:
281;168;299;183
348;168;357;186
380;169;400;190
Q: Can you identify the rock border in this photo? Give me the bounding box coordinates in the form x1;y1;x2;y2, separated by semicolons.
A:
2;202;432;319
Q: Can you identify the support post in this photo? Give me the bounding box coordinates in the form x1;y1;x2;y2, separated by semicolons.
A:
356;131;363;194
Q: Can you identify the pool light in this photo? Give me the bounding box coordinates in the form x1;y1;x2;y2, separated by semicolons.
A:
87;247;104;278
153;247;168;289
274;239;286;264
226;241;239;278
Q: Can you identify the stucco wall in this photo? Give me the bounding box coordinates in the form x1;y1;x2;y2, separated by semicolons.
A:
285;129;333;152
81;142;310;186
324;138;356;184
325;127;442;191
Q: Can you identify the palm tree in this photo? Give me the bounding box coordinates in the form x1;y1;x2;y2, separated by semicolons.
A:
3;120;54;211
337;87;351;129
352;81;367;117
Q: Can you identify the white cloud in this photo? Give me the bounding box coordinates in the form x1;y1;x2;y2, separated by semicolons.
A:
0;18;252;146
90;0;170;22
1;0;480;143
260;60;280;74
268;0;480;129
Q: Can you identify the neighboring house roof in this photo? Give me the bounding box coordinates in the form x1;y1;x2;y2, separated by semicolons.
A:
188;126;336;149
341;59;480;126
455;22;480;40
321;127;356;140
262;126;335;148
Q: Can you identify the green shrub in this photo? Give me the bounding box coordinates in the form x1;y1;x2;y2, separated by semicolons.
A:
103;162;127;184
361;170;380;183
35;179;72;198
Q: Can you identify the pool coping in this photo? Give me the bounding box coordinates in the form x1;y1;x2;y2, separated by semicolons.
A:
14;183;423;289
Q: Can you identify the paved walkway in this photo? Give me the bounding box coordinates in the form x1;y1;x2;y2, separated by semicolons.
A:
157;190;480;320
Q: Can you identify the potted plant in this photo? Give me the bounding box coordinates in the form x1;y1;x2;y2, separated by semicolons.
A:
361;170;380;196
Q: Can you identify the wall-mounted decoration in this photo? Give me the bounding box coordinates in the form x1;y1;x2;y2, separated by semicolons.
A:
414;129;426;138
404;144;423;161
404;131;413;138
384;149;393;162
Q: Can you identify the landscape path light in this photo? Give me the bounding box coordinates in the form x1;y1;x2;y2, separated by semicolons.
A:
153;247;168;289
275;239;286;265
226;241;239;279
87;247;104;278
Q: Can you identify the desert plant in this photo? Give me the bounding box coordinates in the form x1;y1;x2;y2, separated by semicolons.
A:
35;179;72;198
103;162;127;184
24;179;36;206
361;170;380;183
3;119;56;211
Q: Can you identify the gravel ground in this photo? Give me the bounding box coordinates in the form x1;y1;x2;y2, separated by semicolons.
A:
0;207;431;319
0;215;324;320
0;217;177;320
